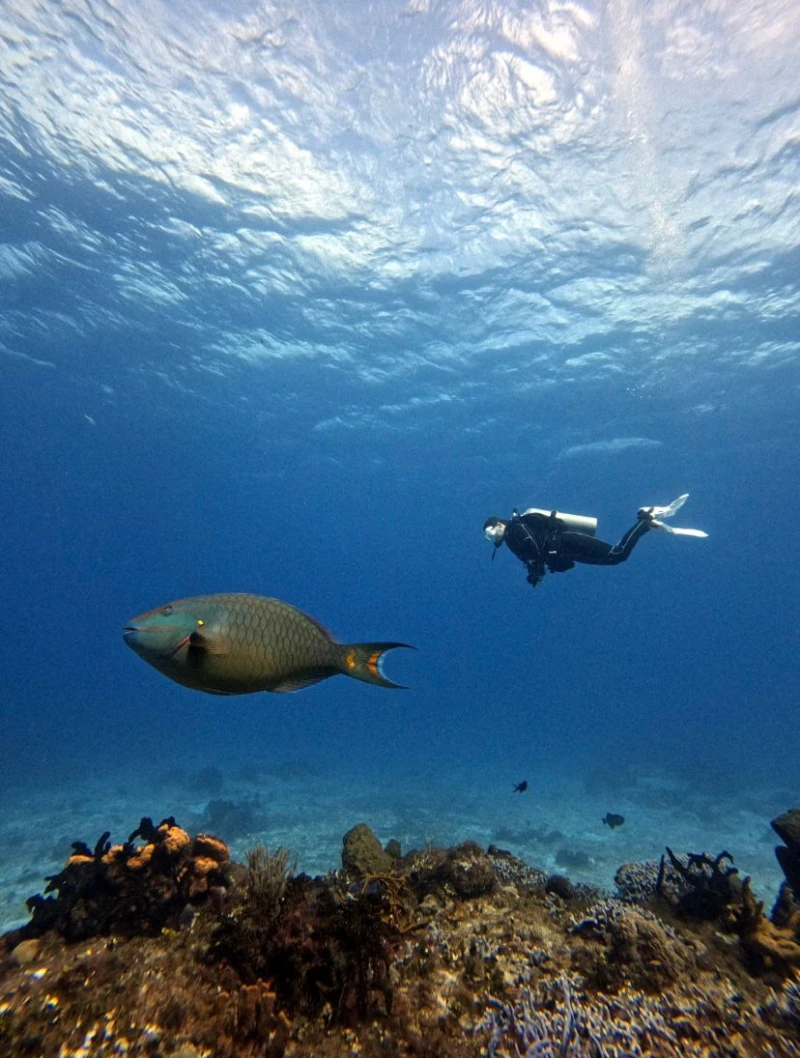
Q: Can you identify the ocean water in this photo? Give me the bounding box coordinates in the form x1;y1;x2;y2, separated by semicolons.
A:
1;0;798;934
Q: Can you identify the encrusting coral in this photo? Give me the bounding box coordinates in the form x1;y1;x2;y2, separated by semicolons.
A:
2;818;800;1057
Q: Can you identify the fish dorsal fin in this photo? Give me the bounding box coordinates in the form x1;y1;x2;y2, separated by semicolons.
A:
306;613;336;641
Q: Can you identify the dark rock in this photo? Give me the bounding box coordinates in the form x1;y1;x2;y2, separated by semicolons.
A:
487;844;514;859
342;824;394;876
384;839;402;859
772;810;800;895
771;880;800;929
772;810;800;849
545;874;575;901
10;938;41;966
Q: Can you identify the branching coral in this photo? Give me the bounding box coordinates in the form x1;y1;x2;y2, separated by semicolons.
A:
477;977;604;1057
475;972;771;1058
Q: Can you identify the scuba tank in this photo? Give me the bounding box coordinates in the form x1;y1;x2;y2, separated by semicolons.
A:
520;508;598;536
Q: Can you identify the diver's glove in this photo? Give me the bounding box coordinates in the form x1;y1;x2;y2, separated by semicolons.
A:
637;494;709;537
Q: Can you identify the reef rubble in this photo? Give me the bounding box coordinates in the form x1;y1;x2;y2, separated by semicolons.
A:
1;814;800;1057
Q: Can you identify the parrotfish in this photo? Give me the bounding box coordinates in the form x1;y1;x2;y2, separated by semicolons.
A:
123;593;412;695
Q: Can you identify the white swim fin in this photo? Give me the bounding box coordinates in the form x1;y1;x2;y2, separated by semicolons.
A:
652;524;709;537
647;493;688;519
639;493;708;537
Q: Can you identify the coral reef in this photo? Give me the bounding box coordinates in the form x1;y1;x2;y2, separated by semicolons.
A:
209;871;401;1023
16;817;232;942
409;841;499;901
476;977;599;1057
614;858;667;902
475;971;796;1058
656;848;743;920
569;899;696;992
731;878;800;977
486;845;548;890
630;845;800;981
2;815;800;1056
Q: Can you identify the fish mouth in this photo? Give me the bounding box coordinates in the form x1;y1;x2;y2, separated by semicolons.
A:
123;625;190;659
123;625;145;656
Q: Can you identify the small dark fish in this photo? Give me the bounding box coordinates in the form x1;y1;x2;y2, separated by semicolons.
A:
602;812;625;829
512;780;528;793
124;592;412;695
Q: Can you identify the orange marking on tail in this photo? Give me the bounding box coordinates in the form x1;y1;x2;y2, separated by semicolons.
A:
345;650;357;671
367;650;381;677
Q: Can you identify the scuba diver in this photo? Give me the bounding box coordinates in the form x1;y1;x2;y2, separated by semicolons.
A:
483;494;707;588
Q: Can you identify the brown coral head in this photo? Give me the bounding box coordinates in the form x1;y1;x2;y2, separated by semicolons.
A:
192;833;230;864
159;823;191;857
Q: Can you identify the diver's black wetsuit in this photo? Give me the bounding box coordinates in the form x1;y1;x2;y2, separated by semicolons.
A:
503;511;651;587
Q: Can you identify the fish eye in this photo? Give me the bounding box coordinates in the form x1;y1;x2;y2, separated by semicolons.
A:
162;605;173;616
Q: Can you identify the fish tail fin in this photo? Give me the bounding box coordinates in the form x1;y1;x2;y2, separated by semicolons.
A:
339;642;414;689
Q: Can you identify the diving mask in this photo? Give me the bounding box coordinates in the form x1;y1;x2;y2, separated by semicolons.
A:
483;519;506;545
